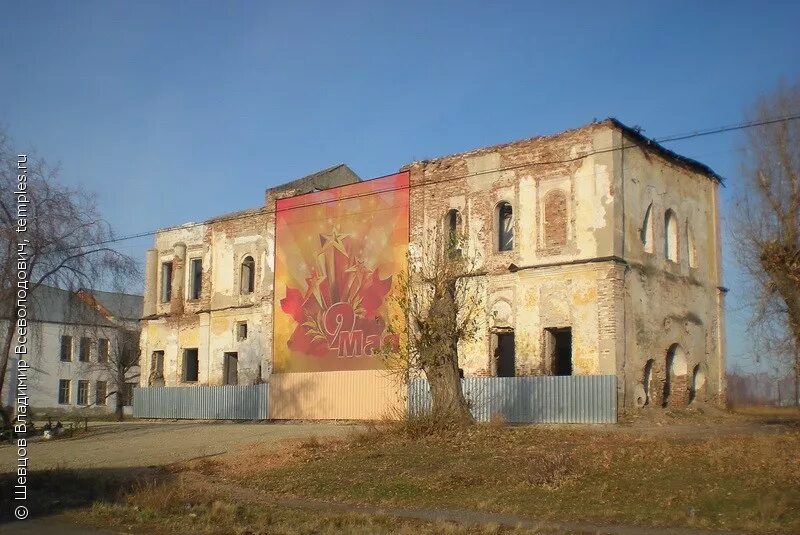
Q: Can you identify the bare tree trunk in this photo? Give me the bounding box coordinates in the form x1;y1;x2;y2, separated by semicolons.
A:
0;321;16;427
424;359;472;422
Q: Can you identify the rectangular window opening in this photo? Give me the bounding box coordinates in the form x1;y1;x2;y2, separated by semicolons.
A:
223;352;239;385
98;338;109;363
60;335;73;361
77;380;89;405
79;337;91;362
236;321;248;341
122;383;136;406
546;327;573;376
95;381;107;405
161;261;173;303
182;348;199;382
189;258;202;300
58;379;71;404
493;331;516;377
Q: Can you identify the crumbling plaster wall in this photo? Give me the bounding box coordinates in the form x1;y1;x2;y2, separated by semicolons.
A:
620;138;725;408
405;123;622;377
140;211;272;387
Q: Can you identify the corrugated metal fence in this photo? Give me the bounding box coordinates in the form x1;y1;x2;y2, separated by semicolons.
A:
408;375;617;424
134;376;616;423
133;384;268;420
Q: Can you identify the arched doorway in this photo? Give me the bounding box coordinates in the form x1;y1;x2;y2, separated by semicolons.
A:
663;344;688;407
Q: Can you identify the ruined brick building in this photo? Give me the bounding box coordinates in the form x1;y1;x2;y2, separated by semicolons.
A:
139;119;725;414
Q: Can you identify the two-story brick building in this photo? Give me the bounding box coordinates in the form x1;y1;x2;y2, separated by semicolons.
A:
138;119;725;415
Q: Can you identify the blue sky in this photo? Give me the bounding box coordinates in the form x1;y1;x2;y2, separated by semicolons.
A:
1;1;798;373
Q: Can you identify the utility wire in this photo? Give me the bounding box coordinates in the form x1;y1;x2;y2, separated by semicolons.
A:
69;113;800;250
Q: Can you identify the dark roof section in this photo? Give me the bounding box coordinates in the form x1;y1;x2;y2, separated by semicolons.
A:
267;163;361;198
86;289;143;321
14;286;142;326
604;118;724;184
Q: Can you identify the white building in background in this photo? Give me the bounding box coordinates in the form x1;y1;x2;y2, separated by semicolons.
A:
2;285;143;415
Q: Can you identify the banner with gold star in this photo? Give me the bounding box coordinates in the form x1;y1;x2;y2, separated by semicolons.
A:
273;172;409;372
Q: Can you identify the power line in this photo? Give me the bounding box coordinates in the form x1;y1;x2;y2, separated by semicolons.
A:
73;113;800;250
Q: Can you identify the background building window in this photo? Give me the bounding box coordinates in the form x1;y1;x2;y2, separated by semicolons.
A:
664;209;679;262
98;338;109;363
122;383;136;406
79;337;91;362
95;381;107;405
77;380;89;405
240;256;255;294
58;379;71;404
60;335;73;361
189;258;202;300
497;202;514;252
182;348;199;382
160;261;173;303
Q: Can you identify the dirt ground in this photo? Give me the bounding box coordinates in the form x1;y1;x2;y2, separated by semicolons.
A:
0;420;356;471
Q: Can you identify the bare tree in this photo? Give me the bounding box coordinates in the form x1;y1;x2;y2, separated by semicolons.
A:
732;80;800;405
382;232;484;424
90;328;140;420
0;128;138;425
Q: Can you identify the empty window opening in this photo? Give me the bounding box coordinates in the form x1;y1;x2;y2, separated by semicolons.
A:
223;352;239;385
79;337;91;362
641;203;654;253
493;332;516;377
690;364;706;403
664;210;679;262
643;359;655;405
77;380;89;405
497;202;514;252
182;348;199;382
58;379;71;404
240;256;255;294
663;343;688;407
161;261;173;303
98;338;109;363
149;350;165;386
687;225;697;268
95;381;107;405
236;321;248;341
444;209;462;253
543;190;568;249
546;328;573;376
189;258;202;300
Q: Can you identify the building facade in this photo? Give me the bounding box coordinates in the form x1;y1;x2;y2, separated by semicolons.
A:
138;119;725;412
2;286;143;414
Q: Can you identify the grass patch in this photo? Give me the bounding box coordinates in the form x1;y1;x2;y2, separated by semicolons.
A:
227;424;800;533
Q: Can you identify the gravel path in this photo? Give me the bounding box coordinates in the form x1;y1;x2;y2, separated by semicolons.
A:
0;420;355;472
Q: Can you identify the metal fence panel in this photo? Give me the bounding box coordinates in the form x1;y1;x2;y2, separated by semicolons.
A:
133;384;269;420
408;375;617;424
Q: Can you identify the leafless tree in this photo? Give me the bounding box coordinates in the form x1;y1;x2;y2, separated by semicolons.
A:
381;232;484;424
0;128;138;425
732;80;800;405
90;328;140;420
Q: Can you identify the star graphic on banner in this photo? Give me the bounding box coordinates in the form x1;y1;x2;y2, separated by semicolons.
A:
305;269;324;307
319;226;350;256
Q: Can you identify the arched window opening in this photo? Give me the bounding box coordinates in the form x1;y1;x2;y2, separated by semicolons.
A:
664;210;678;262
641;203;654;253
240;256;255;294
690;364;706;403
663;343;687;407
444;209;462;253
496;202;514;252
544;190;567;249
687;224;697;268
